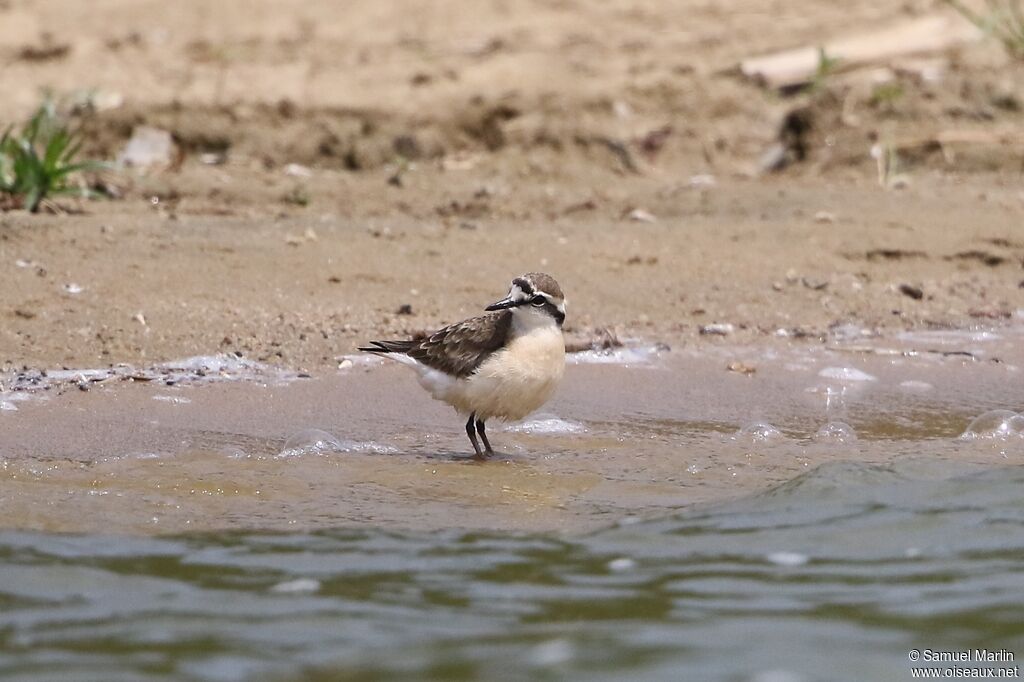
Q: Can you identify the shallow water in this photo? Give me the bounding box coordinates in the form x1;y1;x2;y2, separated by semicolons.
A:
1;459;1023;681
3;329;1023;534
1;329;1023;679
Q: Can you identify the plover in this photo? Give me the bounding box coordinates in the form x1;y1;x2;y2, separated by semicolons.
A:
359;273;566;458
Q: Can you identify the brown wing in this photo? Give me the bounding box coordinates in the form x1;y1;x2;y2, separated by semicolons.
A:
407;311;512;378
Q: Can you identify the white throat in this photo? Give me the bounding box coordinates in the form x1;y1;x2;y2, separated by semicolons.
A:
510;306;560;336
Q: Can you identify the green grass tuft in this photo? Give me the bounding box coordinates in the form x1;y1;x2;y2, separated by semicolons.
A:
0;101;104;213
942;0;1024;59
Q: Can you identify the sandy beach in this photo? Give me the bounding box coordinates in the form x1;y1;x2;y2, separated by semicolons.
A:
1;0;1023;374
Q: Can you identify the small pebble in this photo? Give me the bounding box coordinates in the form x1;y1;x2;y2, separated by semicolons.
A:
898;283;923;300
626;208;657;223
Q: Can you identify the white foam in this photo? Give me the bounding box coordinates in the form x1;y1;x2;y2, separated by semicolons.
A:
813;421;857;444
44;368;113;382
898;330;1001;345
0;392;34;412
735;422;784;443
277;429;397;458
3;353;298;397
607;557;637;572
157;354;288;380
817;367;877;382
567;345;662;366
270;578;321;594
899;380;934;392
152;395;191;404
529;639;574;667
505;415;586;434
960;410;1024;441
766;551;809;567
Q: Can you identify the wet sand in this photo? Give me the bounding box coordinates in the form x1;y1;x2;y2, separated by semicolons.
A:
2;327;1021;535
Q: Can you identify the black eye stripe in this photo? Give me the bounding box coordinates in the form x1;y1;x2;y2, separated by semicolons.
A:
548;303;565;324
539;300;564;324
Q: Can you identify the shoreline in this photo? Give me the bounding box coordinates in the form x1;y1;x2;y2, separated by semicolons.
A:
2;323;1021;536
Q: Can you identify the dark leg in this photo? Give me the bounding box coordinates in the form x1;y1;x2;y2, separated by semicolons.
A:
476;419;494;456
465;413;483;458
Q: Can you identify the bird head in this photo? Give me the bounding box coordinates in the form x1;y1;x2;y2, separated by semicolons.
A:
485;272;566;326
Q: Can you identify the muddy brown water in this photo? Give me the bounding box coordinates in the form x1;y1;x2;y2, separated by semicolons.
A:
1;328;1023;681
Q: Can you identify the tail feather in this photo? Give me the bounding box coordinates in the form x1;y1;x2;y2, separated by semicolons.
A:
358;340;415;354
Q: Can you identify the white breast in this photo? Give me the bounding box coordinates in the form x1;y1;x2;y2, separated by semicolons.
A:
457;324;565;421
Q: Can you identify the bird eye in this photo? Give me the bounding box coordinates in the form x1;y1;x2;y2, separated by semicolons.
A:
531;296;546;307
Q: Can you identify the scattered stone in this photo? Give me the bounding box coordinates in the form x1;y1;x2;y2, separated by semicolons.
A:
395;304;414;315
638;125;672;157
590;135;638;172
759;144;789;173
625;208;657;223
199;152;227;165
968;308;1010;319
440;152;480;171
283;163;312;178
17;40;71;62
688;174;716;189
898;283;924;300
760;107;812;173
626;255;658;265
865;249;927;262
133;312;147;325
813;211;836;224
118;126;175;169
946;250;1006;267
727;361;757;375
802;277;828;291
62;283;83;295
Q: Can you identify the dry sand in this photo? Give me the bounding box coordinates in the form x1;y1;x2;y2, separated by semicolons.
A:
1;0;1022;373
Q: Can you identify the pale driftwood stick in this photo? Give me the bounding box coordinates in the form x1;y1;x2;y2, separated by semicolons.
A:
739;14;982;90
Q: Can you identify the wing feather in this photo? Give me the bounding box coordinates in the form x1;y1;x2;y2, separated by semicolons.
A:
408;311;512;377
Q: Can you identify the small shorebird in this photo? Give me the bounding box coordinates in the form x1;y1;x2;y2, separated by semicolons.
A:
359;273;566;458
